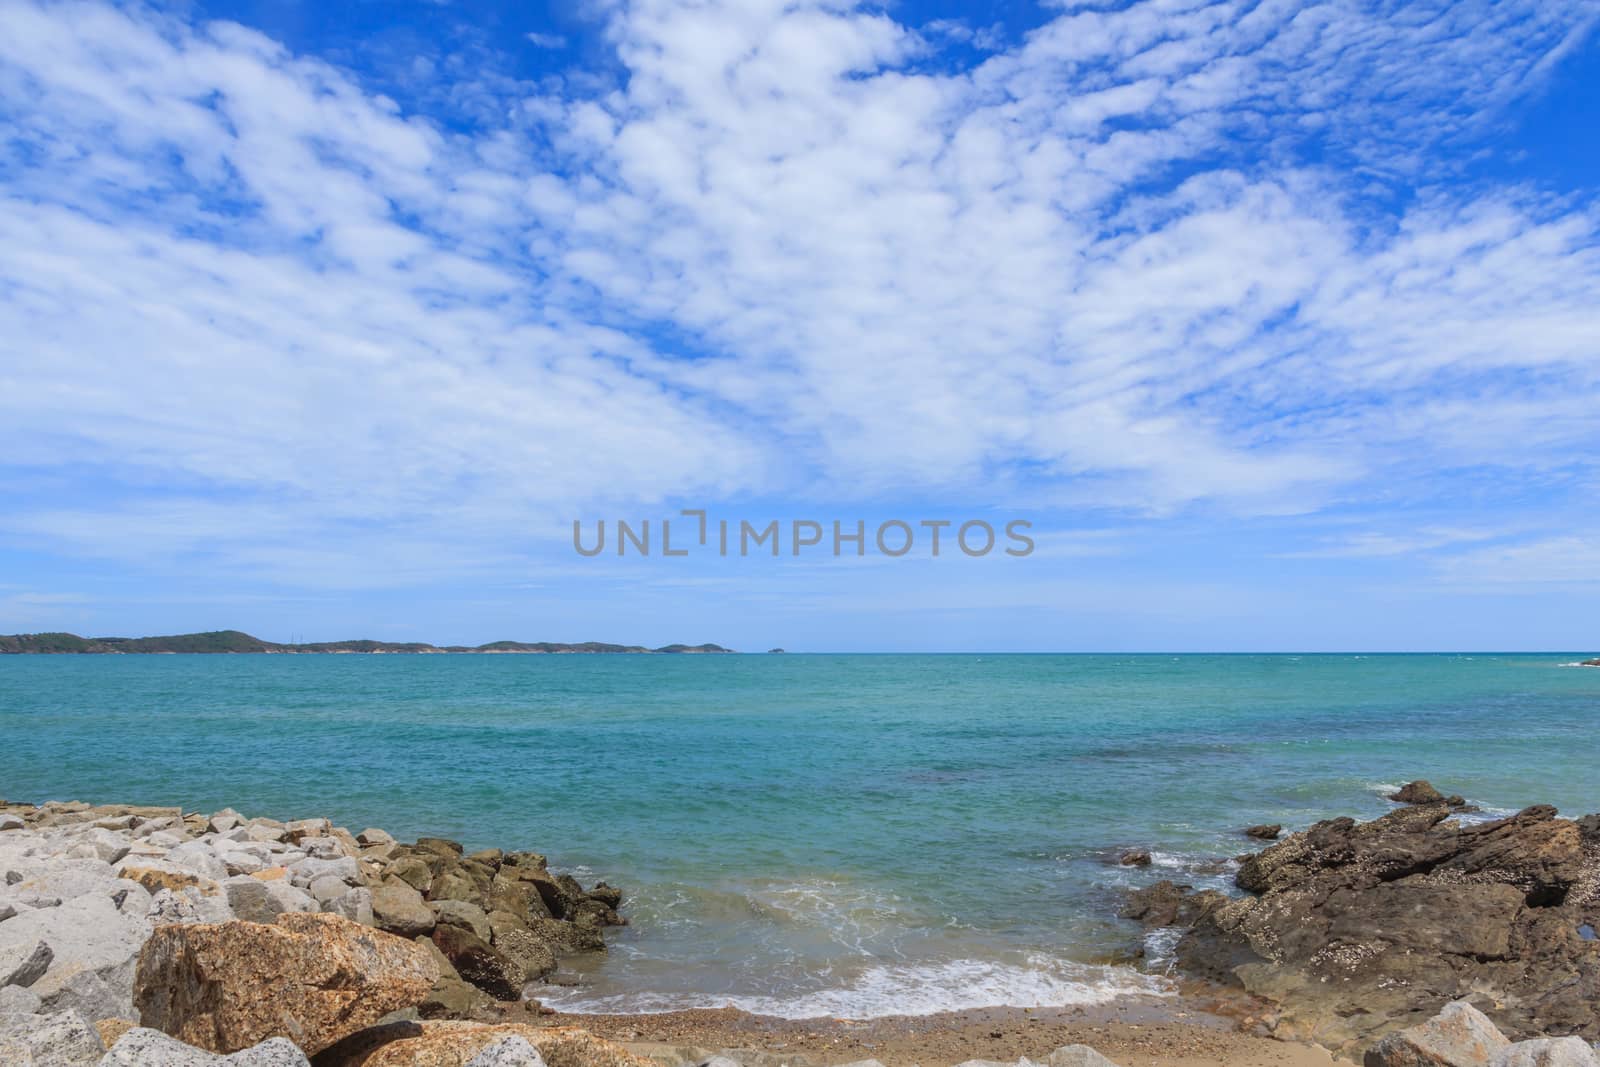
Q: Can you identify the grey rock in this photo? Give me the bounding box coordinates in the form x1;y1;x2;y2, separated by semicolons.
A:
434;899;492;941
1492;1038;1600;1067
1;940;52;988
222;877;315;924
0;1008;106;1065
0;816;23;832
0;904;15;923
0;891;149;1020
164;843;229;881
1365;1001;1512;1066
307;874;349;905
78;830;132;866
0;984;42;1014
1047;1047;1123;1067
466;1034;549;1067
286;855;358;889
372;882;434;937
325;888;374;926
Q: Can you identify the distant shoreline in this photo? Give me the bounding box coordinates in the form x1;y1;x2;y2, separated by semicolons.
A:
0;629;736;655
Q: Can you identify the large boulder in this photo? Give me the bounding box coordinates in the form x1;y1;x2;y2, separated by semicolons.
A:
430;926;523;1001
1364;1001;1511;1065
372;884;435;939
133;912;438;1055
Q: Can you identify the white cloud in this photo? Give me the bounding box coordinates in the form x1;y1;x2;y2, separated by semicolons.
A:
0;0;1596;585
526;32;568;49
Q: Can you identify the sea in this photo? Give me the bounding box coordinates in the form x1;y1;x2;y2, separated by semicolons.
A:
2;652;1595;1018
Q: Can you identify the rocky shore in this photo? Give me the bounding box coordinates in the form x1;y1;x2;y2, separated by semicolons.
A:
0;797;632;1064
6;788;1600;1066
1122;781;1600;1059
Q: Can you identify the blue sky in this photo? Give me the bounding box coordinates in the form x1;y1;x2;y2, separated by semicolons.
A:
1;0;1597;652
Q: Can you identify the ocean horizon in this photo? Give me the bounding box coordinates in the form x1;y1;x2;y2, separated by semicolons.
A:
5;652;1595;1019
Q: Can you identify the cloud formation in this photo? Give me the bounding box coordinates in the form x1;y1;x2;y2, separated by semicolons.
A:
0;0;1596;584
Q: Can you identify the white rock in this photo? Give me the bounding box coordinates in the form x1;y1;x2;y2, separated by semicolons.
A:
0;984;42;1013
1492;1038;1600;1067
0;816;23;832
324;887;374;925
0;889;150;1022
243;824;285;845
286;855;359;889
144;831;183;849
356;828;395;847
131;819;179;840
99;1027;312;1065
164;843;229;882
207;810;244;834
0;1009;106;1065
1367;1001;1511;1067
217;851;268;876
467;1035;549;1067
307;874;350;905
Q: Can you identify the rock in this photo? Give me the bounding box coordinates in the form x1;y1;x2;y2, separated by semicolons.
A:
417;977;494;1021
99;1027;313;1064
1046;1050;1122;1067
1152;800;1600;1053
95;1017;137;1048
386;858;434;894
0;1008;106;1065
358;830;396;848
2;940;53;988
0;815;24;832
521;918;604;955
0;888;150;1021
1492;1038;1600;1067
318;1021;656;1067
133;912;438;1055
430;925;524;1000
1117;850;1151;867
1388;780;1447;805
224;877;316;924
1363;1002;1512;1065
373;883;435;938
0;985;42;1013
434;901;492;942
1243;824;1282;840
0;904;15;923
466;1034;547;1066
586;884;623;909
327;888;376;926
490;928;557;982
416;838;465;858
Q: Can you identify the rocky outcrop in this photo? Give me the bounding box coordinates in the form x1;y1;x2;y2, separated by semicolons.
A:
0;799;624;1028
133;912;437;1054
1136;795;1600;1054
0;1008;106;1065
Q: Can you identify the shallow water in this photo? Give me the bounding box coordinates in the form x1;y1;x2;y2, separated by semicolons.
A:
2;653;1596;1016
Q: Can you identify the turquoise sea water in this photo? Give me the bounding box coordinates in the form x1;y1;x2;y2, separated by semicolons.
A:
2;653;1597;1016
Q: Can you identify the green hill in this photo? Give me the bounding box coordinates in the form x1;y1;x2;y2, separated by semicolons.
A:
0;631;735;654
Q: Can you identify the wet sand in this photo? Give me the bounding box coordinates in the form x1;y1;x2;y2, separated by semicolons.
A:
544;995;1354;1066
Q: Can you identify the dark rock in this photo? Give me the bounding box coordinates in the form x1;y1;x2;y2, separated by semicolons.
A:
415;837;465;858
1118;850;1152;867
1388;780;1445;805
1244;824;1282;840
431;923;525;1001
1148;800;1600;1055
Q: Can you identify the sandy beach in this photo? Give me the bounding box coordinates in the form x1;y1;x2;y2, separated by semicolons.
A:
558;1003;1350;1067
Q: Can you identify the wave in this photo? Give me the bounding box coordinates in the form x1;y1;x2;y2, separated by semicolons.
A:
538;954;1171;1019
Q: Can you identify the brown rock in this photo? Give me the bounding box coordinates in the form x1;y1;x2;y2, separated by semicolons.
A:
132;911;438;1054
1388;780;1446;805
372;882;435;938
1363;1001;1510;1066
95;1017;138;1049
386;856;434;894
492;926;558;982
430;924;524;1000
1243;824;1282;840
1118;850;1152;867
119;866;218;896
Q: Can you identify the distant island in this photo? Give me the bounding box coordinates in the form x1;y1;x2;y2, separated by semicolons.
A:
0;630;736;655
